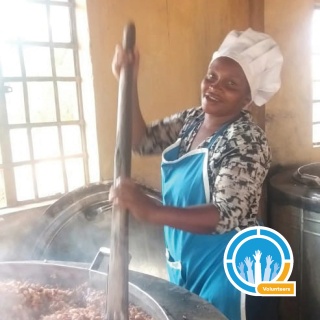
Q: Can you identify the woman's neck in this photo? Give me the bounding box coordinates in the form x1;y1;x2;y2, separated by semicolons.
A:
202;112;242;132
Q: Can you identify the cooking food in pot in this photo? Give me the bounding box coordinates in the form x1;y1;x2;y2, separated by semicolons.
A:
0;280;153;320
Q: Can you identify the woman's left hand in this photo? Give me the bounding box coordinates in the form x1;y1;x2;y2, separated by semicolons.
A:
109;178;159;222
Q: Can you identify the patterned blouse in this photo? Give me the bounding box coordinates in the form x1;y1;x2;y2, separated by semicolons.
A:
134;106;271;234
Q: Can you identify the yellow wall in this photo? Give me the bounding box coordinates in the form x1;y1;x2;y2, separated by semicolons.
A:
86;0;253;189
86;0;319;190
265;0;318;168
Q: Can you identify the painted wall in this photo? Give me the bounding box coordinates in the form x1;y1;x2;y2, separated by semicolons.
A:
264;0;318;169
86;0;253;189
86;0;319;190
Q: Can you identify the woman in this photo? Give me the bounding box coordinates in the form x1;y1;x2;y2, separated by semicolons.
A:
110;28;283;320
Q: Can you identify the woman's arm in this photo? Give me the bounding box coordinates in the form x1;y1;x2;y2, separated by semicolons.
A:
212;141;271;233
110;177;221;234
112;45;146;148
110;141;270;234
152;204;221;234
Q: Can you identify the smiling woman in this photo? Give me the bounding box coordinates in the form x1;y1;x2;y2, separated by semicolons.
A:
0;0;98;209
201;57;251;119
109;28;283;320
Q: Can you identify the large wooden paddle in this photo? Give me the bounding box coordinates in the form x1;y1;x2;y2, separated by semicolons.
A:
106;22;136;320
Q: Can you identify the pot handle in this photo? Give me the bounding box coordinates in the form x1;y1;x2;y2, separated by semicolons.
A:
89;247;111;273
300;173;320;186
89;247;132;273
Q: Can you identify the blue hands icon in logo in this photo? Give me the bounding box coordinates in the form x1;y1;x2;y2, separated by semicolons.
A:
236;238;281;284
224;227;295;296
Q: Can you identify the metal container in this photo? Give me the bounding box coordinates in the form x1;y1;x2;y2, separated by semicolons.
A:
24;181;228;319
0;261;227;320
269;164;320;320
31;181;167;279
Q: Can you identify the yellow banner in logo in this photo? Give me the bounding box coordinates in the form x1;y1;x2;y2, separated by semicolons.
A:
257;282;296;295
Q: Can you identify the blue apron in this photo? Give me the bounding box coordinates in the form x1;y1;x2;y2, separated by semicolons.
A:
161;122;242;320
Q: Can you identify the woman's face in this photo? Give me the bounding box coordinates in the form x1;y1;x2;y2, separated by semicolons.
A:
201;57;251;118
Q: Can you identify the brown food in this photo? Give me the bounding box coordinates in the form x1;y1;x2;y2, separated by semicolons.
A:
0;280;153;320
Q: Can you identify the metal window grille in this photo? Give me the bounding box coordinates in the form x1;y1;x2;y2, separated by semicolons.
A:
0;0;90;208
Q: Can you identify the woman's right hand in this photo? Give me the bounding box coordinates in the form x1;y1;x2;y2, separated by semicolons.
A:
109;177;159;223
111;44;146;148
111;44;140;81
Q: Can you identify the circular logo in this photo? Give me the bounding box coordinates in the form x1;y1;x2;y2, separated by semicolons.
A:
224;226;294;296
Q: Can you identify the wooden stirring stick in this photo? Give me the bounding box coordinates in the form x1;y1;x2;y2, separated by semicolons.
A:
106;22;136;320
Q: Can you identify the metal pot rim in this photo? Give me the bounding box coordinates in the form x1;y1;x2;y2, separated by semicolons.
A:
0;261;170;320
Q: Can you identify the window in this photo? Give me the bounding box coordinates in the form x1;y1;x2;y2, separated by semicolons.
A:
0;0;98;209
312;7;320;146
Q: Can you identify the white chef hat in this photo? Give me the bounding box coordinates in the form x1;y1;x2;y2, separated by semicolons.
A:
211;28;283;106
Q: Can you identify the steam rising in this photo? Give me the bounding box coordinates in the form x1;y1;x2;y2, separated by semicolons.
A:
0;183;167;279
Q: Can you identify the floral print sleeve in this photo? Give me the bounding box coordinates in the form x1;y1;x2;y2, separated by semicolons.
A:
212;142;271;233
134;107;203;155
206;116;271;233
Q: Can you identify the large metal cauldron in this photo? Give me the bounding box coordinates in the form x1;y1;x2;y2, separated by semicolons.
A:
30;181;167;279
20;181;227;319
0;261;227;320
